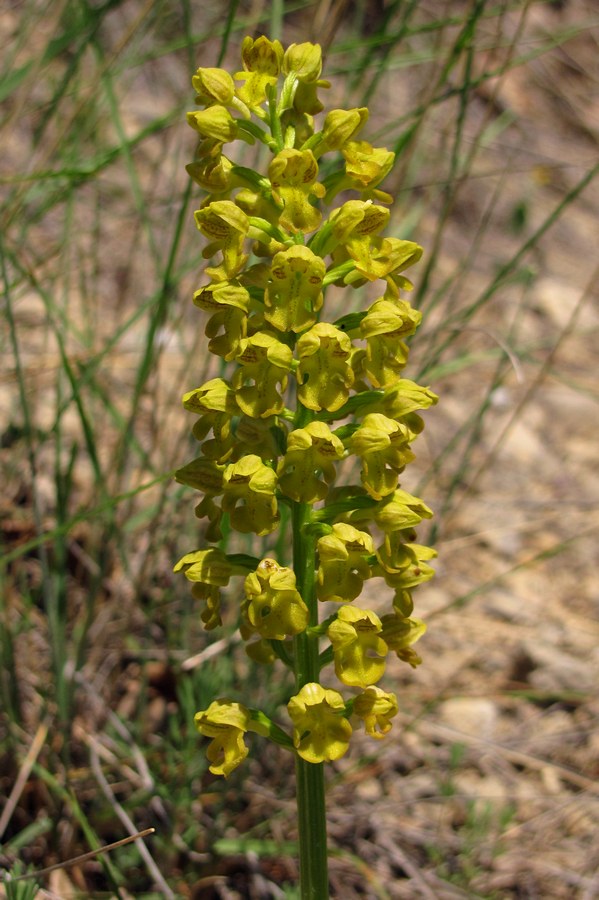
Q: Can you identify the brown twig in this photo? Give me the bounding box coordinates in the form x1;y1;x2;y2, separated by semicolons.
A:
1;829;155;883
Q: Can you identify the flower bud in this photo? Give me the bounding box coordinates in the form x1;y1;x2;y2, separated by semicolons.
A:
321;108;369;151
192;67;235;105
187;105;238;142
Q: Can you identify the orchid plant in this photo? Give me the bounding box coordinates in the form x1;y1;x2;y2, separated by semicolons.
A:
174;36;437;898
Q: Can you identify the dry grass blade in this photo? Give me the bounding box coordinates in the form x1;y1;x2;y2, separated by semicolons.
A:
0;723;48;842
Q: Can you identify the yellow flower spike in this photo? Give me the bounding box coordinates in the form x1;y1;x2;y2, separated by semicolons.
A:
195;699;253;778
235;35;284;108
178;41;438;859
380;614;427;668
232;332;293;418
357;298;422;389
268;149;325;233
264;245;326;333
193;281;250;360
244;559;309;640
316;523;374;603
353;686;399;739
221;454;279;536
328;605;387;688
187;105;238;143
348;413;415;500
278;421;345;503
194;200;250;278
288;683;352;763
296;323;354;412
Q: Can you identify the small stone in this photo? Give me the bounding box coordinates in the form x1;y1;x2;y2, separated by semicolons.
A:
438;698;498;739
521;640;596;693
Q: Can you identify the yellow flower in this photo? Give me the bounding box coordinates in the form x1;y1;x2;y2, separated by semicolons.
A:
222;455;279;536
328;605;387;688
195;699;267;777
282;42;323;82
183;377;240;462
356;298;422;389
232;332;293;418
174;457;225;494
312;199;389;274
348;413;414;500
182;377;239;416
293;79;330;116
373;488;434;534
380;614;427;668
173;547;248;586
193;281;249;361
194;495;223;543
296;323;354;412
342;140;395;192
347;236;423;285
233;415;282;463
174;547;249;629
329;199;390;249
194;200;250;278
278;421;345;503
317;523;374;603
370;378;438;420
191;582;222;630
282;43;329;115
264;245;326;333
375;541;436;589
186;153;234;194
192;67;236;106
353;686;398;739
288;683;352;763
235;36;284;107
245;638;277;665
268;149;325;233
244;559;309;640
319;108;369;152
187;105;238;143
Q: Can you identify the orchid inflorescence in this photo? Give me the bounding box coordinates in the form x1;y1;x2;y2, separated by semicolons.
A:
175;36;437;780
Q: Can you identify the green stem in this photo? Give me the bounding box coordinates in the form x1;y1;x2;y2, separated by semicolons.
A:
292;496;329;899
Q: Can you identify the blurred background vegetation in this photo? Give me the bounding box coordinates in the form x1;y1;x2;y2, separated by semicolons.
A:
1;1;598;897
